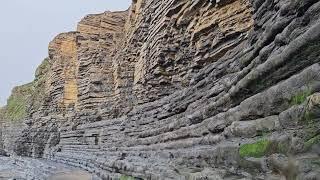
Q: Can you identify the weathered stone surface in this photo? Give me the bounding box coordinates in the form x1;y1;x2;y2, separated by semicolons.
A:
0;156;99;180
0;0;320;179
48;32;79;110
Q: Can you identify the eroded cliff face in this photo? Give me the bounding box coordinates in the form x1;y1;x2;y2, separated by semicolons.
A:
1;0;320;179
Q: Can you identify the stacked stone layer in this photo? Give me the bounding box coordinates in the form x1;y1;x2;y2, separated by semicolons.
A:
1;0;320;179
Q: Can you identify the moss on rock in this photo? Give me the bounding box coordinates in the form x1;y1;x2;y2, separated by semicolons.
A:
239;139;272;158
120;175;137;180
305;135;320;150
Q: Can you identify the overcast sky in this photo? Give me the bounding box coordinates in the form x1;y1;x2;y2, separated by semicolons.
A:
0;0;131;106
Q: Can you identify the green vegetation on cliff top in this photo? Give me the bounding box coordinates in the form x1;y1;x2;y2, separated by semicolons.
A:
4;83;34;121
0;58;50;121
30;58;50;111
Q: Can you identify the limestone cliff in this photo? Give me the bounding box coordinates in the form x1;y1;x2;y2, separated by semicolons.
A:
1;0;320;179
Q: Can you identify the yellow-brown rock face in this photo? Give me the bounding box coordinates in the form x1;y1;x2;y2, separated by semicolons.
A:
78;11;128;36
45;10;128;115
115;0;254;105
37;0;254;117
48;33;79;109
4;0;320;179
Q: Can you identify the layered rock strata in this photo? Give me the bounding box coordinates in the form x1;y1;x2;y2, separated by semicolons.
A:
0;0;320;179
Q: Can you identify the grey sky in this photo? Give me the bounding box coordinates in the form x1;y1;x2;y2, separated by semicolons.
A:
0;0;131;106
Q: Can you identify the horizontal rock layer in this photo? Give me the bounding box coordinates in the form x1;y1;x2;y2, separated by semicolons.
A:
1;0;320;179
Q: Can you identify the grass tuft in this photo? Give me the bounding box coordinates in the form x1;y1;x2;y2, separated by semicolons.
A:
290;89;312;106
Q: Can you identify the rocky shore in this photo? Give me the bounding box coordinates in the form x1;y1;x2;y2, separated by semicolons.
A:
0;0;320;179
0;156;97;180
